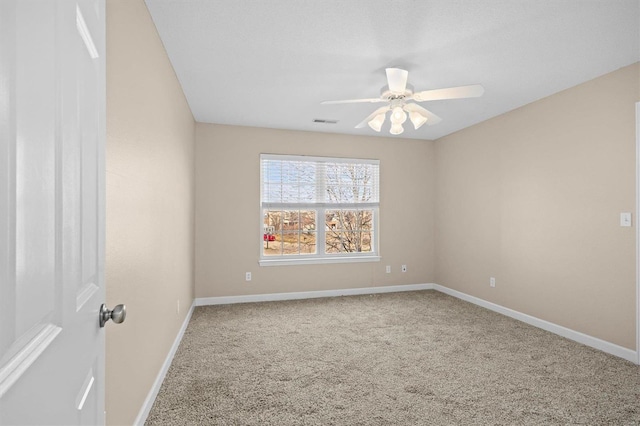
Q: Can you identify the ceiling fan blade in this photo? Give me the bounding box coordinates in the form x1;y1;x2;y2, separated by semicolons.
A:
412;84;484;102
386;68;409;93
320;98;384;105
403;103;442;126
355;106;390;129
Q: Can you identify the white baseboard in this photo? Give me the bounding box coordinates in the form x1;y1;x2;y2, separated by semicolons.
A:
195;283;435;306
134;301;196;426
433;284;638;364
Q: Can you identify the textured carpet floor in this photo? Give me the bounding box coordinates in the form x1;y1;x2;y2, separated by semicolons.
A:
146;291;640;425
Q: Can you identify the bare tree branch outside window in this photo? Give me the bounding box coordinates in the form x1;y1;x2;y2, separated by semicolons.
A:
325;163;373;253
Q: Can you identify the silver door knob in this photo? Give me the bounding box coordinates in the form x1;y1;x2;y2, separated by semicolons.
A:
99;303;126;327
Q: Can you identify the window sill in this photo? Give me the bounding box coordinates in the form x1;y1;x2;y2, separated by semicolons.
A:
259;255;380;267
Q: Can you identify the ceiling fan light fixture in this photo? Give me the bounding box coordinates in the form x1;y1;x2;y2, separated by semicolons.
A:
368;113;385;132
321;68;481;134
409;111;428;129
390;122;404;135
390;106;407;124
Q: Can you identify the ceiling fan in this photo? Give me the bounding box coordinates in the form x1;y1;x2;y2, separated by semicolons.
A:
321;68;484;135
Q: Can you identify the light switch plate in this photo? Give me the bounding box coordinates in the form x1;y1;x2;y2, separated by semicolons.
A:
620;212;632;227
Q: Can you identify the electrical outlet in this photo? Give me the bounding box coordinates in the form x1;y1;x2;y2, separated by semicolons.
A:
385;265;391;274
490;277;496;287
401;265;407;273
246;272;252;281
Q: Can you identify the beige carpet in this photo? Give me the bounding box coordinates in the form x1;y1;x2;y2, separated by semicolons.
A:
145;290;640;425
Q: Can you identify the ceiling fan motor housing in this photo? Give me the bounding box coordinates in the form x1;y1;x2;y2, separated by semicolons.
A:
380;84;414;101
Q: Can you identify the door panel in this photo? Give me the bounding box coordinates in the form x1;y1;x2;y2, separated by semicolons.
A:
14;0;57;349
0;0;106;424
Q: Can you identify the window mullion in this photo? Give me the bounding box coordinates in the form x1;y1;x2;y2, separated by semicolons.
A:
317;207;326;256
317;162;326;256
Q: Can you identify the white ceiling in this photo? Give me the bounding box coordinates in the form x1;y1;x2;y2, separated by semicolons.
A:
144;0;640;140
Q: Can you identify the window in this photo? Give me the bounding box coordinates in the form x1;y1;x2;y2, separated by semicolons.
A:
260;154;380;265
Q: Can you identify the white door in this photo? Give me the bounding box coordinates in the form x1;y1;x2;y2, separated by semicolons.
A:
0;0;109;424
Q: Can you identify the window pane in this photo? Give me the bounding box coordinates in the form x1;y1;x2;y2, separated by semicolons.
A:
263;210;282;256
300;210;316;232
264;210;282;233
325;231;372;253
325;210;373;231
360;210;373;230
300;231;316;254
262;159;317;203
325;163;377;204
283;210;300;231
298;184;316;203
325;209;374;253
280;184;298;203
299;211;316;255
325;232;341;254
263;209;316;256
282;232;300;255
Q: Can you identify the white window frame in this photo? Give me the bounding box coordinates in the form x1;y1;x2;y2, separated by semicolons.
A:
259;154;380;266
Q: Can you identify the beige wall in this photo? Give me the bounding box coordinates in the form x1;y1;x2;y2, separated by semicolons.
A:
105;1;195;425
435;63;640;350
195;124;435;297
